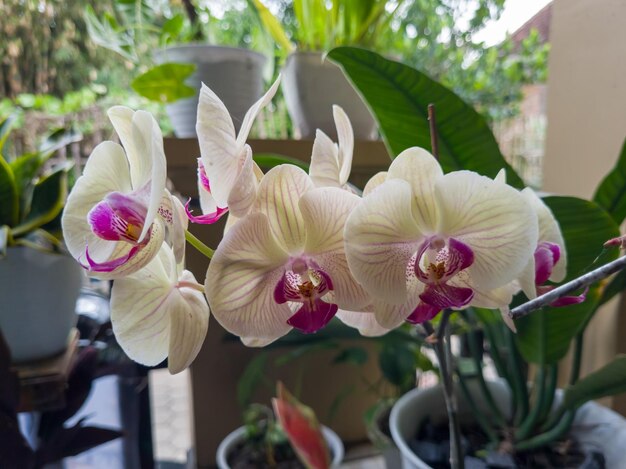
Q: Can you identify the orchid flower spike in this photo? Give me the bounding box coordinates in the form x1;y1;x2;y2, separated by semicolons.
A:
110;244;209;374
63;107;174;278
205;165;371;346
189;76;281;223
344;148;538;329
309;105;355;191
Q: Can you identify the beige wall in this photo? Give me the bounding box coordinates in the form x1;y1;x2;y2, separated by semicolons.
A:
544;0;626;410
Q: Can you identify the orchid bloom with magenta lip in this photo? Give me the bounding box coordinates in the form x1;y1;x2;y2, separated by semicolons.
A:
309;105;355;191
62;107;169;278
517;188;586;307
205;165;370;346
344;148;538;329
186;77;281;224
110;243;209;374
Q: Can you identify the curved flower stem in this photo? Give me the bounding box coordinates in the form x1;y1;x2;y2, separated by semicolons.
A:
505;328;529;426
537;364;558;424
424;316;464;469
516;364;547;440
510;254;626;320
185;230;214;259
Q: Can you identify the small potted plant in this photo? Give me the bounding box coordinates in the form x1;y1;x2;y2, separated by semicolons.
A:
250;0;406;139
217;382;344;468
0;116;83;363
85;1;268;137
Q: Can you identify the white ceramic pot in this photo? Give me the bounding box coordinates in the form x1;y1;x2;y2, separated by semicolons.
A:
282;51;378;140
0;247;82;363
390;381;626;469
154;45;267;138
216;425;344;469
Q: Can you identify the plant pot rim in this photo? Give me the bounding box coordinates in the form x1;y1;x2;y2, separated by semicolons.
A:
216;424;344;469
155;44;266;61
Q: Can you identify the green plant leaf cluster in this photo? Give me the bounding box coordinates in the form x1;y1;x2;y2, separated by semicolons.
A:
0;116;80;250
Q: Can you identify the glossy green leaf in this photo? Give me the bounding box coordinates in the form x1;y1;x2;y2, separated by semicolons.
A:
39;127;82;158
0;154;18;227
516;196;620;364
11;164;70;237
598;267;626;307
253;153;309;171
563;355;626;410
131;63;196;103
593;137;626;224
10;153;40;220
378;341;417;390
327;47;524;187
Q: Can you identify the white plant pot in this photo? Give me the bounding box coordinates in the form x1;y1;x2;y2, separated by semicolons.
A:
390;381;626;469
154;45;267;138
216;425;344;469
282;51;378;140
0;247;82;363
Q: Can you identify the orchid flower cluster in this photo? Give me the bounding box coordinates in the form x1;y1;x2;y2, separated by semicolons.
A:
61;78;583;374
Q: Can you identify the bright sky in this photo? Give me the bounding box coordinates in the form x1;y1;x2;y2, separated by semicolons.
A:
474;0;553;46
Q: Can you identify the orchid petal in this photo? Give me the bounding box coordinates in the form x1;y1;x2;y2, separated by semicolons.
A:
420;283;474;310
371;270;424;328
333;105;354;186
160;191;187;264
227;145;258;217
494;169;507;183
406;302;440;324
522;188;567;282
236;75;281;148
85;218;166;279
196;82;238;207
363;171;388;196
310;129;340;188
499;306;517;332
336;309;391;337
87;191;147;242
110;246;173;367
107;106;148;187
185;199;228;225
131;110;167;243
167;270;210;374
253;165;314;252
205;212;292;343
435;171;538;290
62;141;132;265
345;180;423;305
286;299;338;334
300;187;370;310
388;148;442;232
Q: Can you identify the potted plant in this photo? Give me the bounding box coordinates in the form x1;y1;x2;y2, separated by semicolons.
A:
325;46;626;468
0;116;83;363
250;0;406;140
217;382;344;468
85;1;269;137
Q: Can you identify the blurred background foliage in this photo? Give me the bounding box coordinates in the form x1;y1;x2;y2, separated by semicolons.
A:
0;0;549;153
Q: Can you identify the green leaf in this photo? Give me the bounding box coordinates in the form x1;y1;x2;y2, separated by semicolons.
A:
327;47;524;187
84;5;137;62
160;14;185;45
10;153;40;220
0;154;18;227
516;196;620;364
332;346;368;366
273;341;338;367
0;114;17;154
131;63;197;103
253;153;310;171
378;341;416;389
248;0;294;53
593;137;626;224
598;268;626;307
39;127;83;158
11;164;71;237
563;355;626;410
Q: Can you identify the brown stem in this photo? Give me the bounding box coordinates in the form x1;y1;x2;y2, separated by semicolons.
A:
428;104;439;160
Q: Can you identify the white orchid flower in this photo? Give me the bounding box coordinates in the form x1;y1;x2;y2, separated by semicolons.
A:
62;107;173;278
344;148;538;328
205;165;370;346
309;105;354;190
190;77;281;222
110;244;209;374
